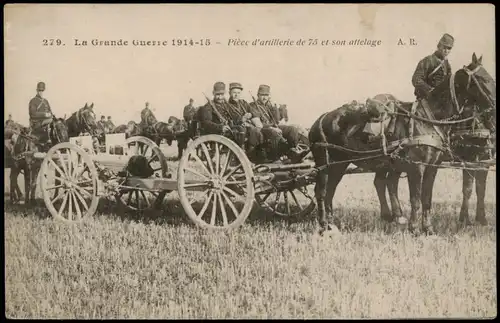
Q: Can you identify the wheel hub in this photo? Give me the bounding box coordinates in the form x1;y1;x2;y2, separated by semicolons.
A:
210;176;225;191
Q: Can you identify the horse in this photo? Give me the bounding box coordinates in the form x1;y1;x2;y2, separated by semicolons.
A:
308;53;496;235
139;107;178;147
65;103;103;139
448;55;496;226
8;117;69;205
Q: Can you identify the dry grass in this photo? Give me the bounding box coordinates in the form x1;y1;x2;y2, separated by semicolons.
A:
4;144;497;319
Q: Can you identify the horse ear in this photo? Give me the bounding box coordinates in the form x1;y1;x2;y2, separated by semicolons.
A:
478;55;483;64
90;103;94;108
472;52;478;64
84;103;88;108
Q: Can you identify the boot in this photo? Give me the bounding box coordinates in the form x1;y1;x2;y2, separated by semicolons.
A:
46;126;52;145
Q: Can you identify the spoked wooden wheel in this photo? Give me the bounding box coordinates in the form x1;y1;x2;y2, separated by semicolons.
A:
255;185;316;219
116;136;169;211
177;134;255;230
40;142;99;222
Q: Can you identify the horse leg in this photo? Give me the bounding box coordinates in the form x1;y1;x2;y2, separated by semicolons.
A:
24;164;32;205
386;171;405;224
458;169;474;226
374;170;391;222
30;163;41;206
312;147;330;234
421;166;438;234
407;165;424;234
324;163;348;230
10;166;20;203
474;169;488;225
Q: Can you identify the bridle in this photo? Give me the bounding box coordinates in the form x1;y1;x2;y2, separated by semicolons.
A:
76;108;99;136
450;64;496;116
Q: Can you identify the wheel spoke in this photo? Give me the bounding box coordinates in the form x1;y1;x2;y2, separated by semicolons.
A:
273;192;281;213
45;184;64;191
214;142;220;175
192;152;211;177
74;184;93;198
73;189;89;211
68;191;73;221
223;164;243;181
222;186;244;200
126;191;133;205
139;191;151;208
58;192;69;217
55;150;69;176
49;159;66;179
210;193;218;225
197;190;214;219
135;190;140;208
221;191;239;218
220;150;232;177
51;189;67;204
260;192;272;203
224;180;247;186
217;192;229;226
200;143;215;175
284;191;291;215
184;167;209;181
183;182;211;189
72;192;82;220
290;190;304;210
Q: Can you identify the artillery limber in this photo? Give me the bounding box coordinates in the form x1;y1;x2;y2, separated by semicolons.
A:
36;132;318;229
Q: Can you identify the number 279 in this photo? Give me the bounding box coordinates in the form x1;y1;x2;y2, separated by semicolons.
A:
43;39;63;46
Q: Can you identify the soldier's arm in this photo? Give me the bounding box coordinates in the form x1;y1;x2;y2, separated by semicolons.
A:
411;58;433;97
198;105;224;134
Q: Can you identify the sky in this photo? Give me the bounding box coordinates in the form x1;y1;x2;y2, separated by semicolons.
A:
4;4;496;128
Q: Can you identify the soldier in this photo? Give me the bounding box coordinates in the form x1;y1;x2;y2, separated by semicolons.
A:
106;116;115;132
6;114;13;126
28;81;54;145
183;98;197;124
227;82;264;161
249;85;307;162
98;115;107;132
411;33;454;115
197;81;247;148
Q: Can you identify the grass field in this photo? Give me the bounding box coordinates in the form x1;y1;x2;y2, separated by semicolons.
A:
4;143;497;319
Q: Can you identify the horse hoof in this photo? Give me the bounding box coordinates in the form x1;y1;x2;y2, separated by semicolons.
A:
381;213;393;223
423;225;435;235
458;218;473;227
408;223;420;235
395;216;408;226
319;224;341;237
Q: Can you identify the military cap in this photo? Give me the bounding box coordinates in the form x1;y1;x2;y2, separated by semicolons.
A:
107;116;112;119
101;115;106;119
438;33;454;48
213;82;226;95
37;82;46;91
258;84;270;95
229;82;243;91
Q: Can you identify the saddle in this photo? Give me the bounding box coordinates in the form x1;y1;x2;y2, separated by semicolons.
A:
346;98;397;140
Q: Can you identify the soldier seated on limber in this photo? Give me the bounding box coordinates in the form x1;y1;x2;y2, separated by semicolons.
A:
197;81;250;149
226;82;265;162
28;81;54;146
248;84;309;163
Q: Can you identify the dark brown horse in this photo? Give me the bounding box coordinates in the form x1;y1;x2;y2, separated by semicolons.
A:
139;107;178;147
8;118;69;205
111;121;141;138
449;55;496;226
65;103;103;140
309;53;496;235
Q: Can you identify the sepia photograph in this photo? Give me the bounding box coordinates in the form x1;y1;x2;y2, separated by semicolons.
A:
4;3;496;319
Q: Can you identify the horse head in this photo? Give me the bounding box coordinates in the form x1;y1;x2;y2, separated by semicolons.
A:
453;53;496;132
51;117;69;143
125;121;138;137
279;104;289;123
76;102;103;137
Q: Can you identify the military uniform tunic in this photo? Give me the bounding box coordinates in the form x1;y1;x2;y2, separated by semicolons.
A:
412;51;452;99
198;99;243;134
29;94;53;128
248;100;279;126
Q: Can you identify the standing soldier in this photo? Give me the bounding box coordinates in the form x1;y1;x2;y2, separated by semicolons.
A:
411;33;454;115
28;81;54;145
183;98;197;124
106;116;115;133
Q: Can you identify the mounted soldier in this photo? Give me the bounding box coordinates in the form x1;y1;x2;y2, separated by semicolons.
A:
411;33;454;119
140;102;158;135
28;81;54;146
